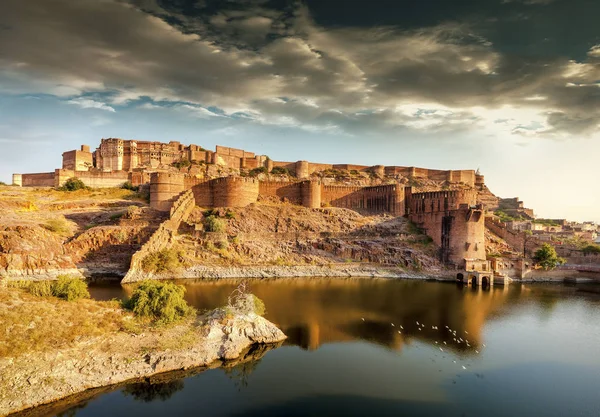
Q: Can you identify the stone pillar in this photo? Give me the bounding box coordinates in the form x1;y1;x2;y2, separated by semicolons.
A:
12;174;22;187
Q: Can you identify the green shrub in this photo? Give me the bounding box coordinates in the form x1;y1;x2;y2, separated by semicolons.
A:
582;244;600;255
6;280;54;297
110;212;124;221
205;215;226;233
248;167;267;177
270;166;289;175
141;248;184;273
121;181;139;191
0;181;7;186
52;275;90;301
59;177;87;191
215;240;229;250
172;159;191;169
124;281;194;324
225;210;236;219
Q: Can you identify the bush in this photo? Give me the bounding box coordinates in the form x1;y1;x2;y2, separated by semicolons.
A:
172;159;191;169
205;215;226;233
582;244;600;255
0;181;6;186
141;248;185;273
124;281;194;325
59;177;87;191
43;217;71;235
52;275;90;301
270;166;289;175
121;181;139;192
248;167;267;177
227;282;266;316
6;280;54;297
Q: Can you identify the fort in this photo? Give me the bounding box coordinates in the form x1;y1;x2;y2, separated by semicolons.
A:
13;138;489;273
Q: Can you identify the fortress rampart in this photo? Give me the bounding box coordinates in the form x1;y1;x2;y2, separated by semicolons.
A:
407;190;485;266
12;137;487;269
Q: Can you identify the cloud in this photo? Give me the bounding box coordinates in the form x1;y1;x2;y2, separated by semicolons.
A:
67;98;116;112
0;0;598;138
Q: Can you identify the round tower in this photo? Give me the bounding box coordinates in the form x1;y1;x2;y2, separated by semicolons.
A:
301;180;321;209
213;177;259;207
295;160;309;179
150;172;185;211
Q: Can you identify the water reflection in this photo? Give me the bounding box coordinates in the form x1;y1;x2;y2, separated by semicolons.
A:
122;380;185;403
42;279;600;417
149;278;518;354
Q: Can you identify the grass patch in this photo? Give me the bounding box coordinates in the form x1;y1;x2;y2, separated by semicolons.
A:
7;275;90;301
0;287;124;358
43;217;71;235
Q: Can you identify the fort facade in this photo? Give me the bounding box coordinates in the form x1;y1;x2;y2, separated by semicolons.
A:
13;138;489;270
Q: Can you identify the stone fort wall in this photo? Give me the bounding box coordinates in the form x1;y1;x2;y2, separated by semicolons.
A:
407;190;486;266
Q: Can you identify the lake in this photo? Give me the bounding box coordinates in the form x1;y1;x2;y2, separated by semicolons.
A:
29;278;600;416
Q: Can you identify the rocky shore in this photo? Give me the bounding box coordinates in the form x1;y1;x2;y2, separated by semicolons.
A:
0;310;286;416
122;264;455;283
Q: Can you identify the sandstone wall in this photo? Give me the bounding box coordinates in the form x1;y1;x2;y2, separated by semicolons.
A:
407;189;477;215
213;177;260;207
485;217;525;252
150;172;185;211
322;184;404;215
20;172;55;187
259;181;303;204
123;189;195;282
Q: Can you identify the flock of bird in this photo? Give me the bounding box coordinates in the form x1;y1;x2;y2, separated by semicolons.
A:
361;317;487;373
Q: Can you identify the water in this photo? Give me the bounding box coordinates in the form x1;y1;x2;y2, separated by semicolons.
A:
33;279;600;416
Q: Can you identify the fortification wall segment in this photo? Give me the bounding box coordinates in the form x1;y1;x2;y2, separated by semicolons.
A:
20;172;55;187
62;147;93;171
212;177;259;207
322;184;404;215
60;170;130;188
259;181;303;205
302;181;322;209
12;174;22;186
485;217;525;252
407;189;477;215
150;172;185;211
124;189;195;282
295;161;309;179
409;204;486;266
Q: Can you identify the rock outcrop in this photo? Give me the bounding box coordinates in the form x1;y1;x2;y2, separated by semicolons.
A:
0;311;286;416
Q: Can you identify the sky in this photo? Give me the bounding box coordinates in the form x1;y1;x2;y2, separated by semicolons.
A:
0;0;598;221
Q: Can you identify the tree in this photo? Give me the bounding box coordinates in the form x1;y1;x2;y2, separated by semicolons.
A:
533;243;566;270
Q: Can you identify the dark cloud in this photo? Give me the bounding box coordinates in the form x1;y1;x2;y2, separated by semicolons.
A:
0;0;598;137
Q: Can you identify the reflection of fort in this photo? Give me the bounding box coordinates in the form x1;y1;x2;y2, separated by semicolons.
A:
159;278;518;353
